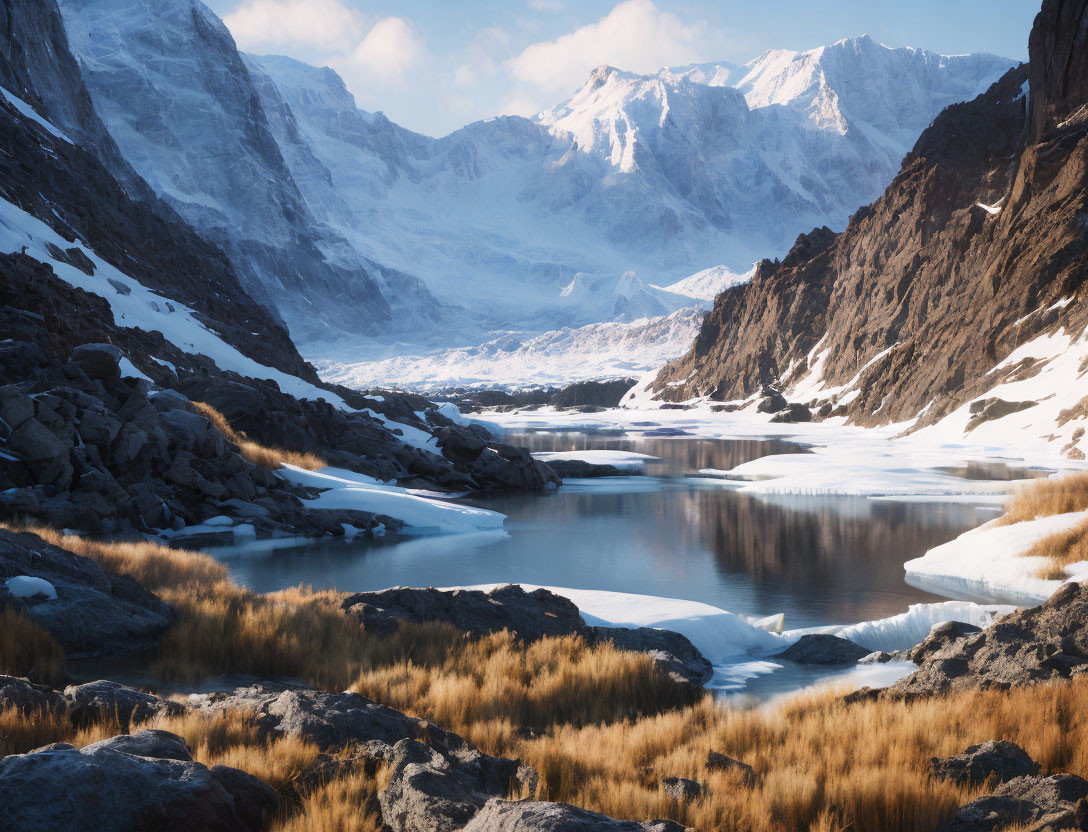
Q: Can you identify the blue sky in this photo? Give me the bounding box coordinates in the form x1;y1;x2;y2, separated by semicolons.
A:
204;0;1039;137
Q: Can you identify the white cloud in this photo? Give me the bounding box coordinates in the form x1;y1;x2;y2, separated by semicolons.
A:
527;0;565;10
346;17;422;83
223;0;365;53
509;0;721;98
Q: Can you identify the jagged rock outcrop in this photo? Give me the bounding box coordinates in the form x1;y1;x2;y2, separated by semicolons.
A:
58;0;395;340
652;0;1088;453
886;581;1088;699
0;528;172;656
0;729;276;832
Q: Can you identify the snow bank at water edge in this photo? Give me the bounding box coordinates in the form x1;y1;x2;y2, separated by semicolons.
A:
905;510;1088;605
278;465;506;536
530;450;661;472
456;584;1014;673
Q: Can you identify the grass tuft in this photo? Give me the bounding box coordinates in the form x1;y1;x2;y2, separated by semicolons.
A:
1020;517;1088;580
999;472;1088;525
0;606;65;683
192;401;326;471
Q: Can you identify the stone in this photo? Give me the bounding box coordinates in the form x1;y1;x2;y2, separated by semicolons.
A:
590;626;713;688
775;634;871;665
945;774;1088;832
7;417;71;486
0;384;34;430
889;582;1088;698
341;584;586;641
931;741;1041;786
460;798;687;832
706;751;755;786
0;527;173;656
770;403;813;423
0;729;273;832
0;674;65;713
662;776;702;801
211;765;279;832
64;680;186;729
910;621;984;664
68;344;122;383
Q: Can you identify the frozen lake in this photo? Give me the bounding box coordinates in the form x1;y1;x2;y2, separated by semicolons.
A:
211;431;1002;631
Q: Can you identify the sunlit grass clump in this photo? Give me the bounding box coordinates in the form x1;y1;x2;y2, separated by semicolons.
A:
192;400;326;471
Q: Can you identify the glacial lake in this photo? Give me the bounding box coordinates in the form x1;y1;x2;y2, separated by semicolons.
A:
211;431;1002;631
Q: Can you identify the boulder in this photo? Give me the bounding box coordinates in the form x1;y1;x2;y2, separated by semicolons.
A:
0;729;274;832
706;751;755;786
0;527;173;656
945;774;1088;832
770;403;812;423
341;585;585;641
662;776;702;801
378;738;529;832
64;680;186;729
460;798;687;831
0;674;65;713
931;741;1041;786
775;634;871;665
590;627;713;688
7;417;71;487
68;344;122;383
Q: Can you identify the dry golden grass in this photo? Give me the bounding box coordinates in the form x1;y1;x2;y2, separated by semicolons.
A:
999;472;1088;525
0;606;65;683
1020;517;1088;580
192;401;326;471
16;526;1088;831
493;678;1088;832
350;629;699;747
11;523;230;591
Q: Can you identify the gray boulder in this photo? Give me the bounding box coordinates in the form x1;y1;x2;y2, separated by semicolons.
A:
944;774;1088;832
341;584;585;640
706;751;755;786
775;634;871;665
64;680;186;729
0;729;274;832
379;738;530;832
0;528;173;656
590;627;713;687
68;343;122;382
460;798;687;831
7;417;71;487
0;674;65;713
931;741;1040;786
661;776;702;801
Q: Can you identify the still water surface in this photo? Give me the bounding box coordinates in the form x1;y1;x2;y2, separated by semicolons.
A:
213;432;1002;631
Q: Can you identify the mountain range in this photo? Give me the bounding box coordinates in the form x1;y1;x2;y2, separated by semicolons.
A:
53;0;1013;381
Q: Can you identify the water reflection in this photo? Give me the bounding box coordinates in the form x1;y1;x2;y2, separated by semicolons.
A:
213;432;999;631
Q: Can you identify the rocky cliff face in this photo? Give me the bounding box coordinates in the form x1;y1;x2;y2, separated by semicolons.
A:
0;0;312;382
57;0;394;341
651;0;1088;456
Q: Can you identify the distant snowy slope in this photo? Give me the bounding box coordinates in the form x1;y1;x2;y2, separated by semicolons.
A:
313;307;709;392
244;37;1012;349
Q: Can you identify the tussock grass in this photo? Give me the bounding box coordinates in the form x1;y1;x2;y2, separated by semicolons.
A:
350;629;699;746
997;473;1088;579
1021;517;1088;580
0;606;65;683
192;401;326;471
16;526;1088;830
12;523;229;591
499;679;1088;832
999;472;1088;525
